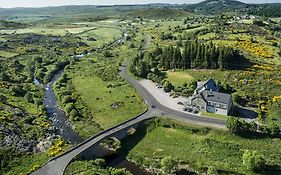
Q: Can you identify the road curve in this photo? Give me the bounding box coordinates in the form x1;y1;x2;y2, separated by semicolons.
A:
32;34;226;175
32;109;158;175
119;65;226;128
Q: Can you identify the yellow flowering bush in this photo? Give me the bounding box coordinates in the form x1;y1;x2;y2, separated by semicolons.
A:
47;138;68;157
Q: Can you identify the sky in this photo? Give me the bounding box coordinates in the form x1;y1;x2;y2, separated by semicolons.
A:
0;0;280;8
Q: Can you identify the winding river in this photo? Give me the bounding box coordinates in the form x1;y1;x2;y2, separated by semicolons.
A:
42;70;84;144
36;31;150;174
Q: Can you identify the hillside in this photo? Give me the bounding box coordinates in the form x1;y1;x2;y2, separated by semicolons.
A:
185;0;250;14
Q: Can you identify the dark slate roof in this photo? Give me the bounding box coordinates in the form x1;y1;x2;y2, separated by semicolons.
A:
196;78;219;92
202;90;231;104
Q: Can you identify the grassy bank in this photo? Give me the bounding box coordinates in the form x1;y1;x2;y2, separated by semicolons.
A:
54;44;147;137
120;118;281;175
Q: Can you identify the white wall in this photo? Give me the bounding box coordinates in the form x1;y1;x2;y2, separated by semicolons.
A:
207;105;228;115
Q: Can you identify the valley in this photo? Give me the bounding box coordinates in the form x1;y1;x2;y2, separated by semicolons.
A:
0;1;281;175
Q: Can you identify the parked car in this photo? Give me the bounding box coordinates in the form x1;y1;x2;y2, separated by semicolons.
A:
177;101;184;105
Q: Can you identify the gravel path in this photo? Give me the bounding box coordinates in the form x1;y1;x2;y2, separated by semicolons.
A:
139;79;189;112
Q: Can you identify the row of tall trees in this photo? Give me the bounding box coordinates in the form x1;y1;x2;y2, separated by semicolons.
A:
130;41;241;78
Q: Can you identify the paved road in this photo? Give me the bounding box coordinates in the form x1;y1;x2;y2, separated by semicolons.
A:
33;65;225;175
32;34;225;175
120;65;226;128
32;109;158;175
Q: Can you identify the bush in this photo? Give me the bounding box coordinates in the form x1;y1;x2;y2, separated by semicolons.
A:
163;80;174;92
65;103;75;114
161;156;177;173
92;158;106;168
24;92;34;103
226;117;243;134
63;95;73;104
9;86;26;97
232;93;240;103
69;109;80;121
207;166;218;175
226;117;257;136
34;98;43;107
242;150;265;171
103;50;113;57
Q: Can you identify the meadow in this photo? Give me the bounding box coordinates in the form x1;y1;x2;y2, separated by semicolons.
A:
56;44;146;137
79;27;122;47
121;118;281;175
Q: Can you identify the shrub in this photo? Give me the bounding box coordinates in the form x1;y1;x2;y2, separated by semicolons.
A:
242;150;265;171
69;109;80;121
92;158;106;168
163;80;174;92
34;98;43;107
226;117;243;134
24;92;34;103
128;43;135;48
161;156;177;173
103;50;113;57
63;95;73;104
65;103;75;114
232;93;240;103
207;166;218;175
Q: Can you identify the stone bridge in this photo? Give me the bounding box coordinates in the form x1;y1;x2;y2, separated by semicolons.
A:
32;109;159;175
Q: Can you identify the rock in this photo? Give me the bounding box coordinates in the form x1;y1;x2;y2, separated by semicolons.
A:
35;139;53;153
17;139;35;152
111;101;124;109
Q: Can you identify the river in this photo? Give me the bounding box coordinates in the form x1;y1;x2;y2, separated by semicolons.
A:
42;70;85;143
36;68;149;174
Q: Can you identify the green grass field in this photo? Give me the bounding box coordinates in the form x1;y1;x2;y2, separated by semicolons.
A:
61;44;146;136
165;71;194;87
71;75;146;129
200;112;228;120
80;27;122;47
121;119;281;175
0;26;97;36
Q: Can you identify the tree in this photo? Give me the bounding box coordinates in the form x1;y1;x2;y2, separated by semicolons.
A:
69;109;80;121
226;117;243;134
163;81;174;92
65;103;75;114
232;93;240;103
63;95;73;104
218;48;224;70
242;150;265;171
24;92;34;103
9;85;26;97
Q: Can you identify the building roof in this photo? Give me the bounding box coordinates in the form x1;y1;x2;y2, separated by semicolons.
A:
196;79;210;89
202;90;231;104
196;78;219;92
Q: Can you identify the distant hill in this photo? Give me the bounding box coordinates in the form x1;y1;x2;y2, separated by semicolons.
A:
120;7;191;19
0;1;281;22
184;0;281;16
185;0;250;15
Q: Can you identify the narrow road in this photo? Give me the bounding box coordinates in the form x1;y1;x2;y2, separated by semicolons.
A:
32;109;158;175
120;65;225;128
32;34;226;175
